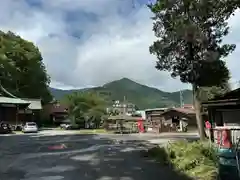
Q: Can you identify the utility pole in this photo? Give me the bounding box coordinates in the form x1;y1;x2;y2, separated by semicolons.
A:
123;96;126;115
180;90;184;108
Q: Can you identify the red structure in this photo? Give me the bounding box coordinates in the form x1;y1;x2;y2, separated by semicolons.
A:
205;121;211;129
137;118;144;133
216;129;232;148
48;144;67;150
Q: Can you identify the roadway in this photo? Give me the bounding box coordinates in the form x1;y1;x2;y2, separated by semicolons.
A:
0;132;196;180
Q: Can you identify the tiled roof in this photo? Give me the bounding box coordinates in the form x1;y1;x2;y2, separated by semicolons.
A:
173;107;195;114
161;107;195;116
0;96;30;104
0;85;42;109
22;99;42;110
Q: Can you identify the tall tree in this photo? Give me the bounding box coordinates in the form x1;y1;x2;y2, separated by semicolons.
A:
199;82;231;102
148;0;239;139
0;31;52;103
63;92;107;127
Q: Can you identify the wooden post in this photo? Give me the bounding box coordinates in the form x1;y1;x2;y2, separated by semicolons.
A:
208;128;212;147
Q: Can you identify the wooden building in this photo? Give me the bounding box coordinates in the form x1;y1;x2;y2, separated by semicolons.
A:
18;99;42;124
0;96;30;124
202;88;240;144
105;114;141;133
202;88;240;127
145;108;167;133
42;100;68;125
144;106;199;133
159;108;197;132
0;85;42;125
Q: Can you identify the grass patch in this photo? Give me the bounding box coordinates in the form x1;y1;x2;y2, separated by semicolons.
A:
78;129;108;134
78;129;114;134
147;141;218;180
56;128;113;134
13;131;23;134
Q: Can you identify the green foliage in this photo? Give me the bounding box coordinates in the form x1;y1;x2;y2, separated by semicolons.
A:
148;141;218;180
148;0;239;140
50;78;193;109
166;141;218;179
199;82;231;101
63;92;107;127
0;31;52;103
149;0;238;87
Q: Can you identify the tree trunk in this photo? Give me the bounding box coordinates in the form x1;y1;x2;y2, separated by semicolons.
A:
193;84;206;140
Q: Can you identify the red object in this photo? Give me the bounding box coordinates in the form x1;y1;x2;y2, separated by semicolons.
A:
137;119;144;133
48;144;66;150
221;129;231;148
216;129;232;148
205;121;211;129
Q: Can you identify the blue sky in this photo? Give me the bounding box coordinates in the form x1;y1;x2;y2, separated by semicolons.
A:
1;0;240;91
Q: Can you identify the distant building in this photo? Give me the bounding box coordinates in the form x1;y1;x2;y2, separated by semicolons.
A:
0;85;42;125
144;108;168;133
145;108;168;121
42;100;68;125
144;107;197;133
136;110;146;120
110;100;136;115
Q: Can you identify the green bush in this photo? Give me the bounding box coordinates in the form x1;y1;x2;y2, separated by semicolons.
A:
148;141;218;180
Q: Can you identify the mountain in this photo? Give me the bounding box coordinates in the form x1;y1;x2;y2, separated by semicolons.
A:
49;78;193;109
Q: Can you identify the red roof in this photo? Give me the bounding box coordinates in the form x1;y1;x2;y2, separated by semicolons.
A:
160;107;195;116
173;108;195;114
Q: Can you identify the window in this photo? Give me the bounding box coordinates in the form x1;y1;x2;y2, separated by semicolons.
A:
215;111;223;126
221;110;240;126
26;122;36;126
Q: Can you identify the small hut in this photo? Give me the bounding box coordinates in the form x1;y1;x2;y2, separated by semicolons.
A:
159;108;197;132
105;114;142;133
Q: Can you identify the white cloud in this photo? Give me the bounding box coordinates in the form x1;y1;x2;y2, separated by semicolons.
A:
0;0;239;92
225;9;240;84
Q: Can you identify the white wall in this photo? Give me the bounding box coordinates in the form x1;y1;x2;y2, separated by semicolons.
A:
136;110;146;120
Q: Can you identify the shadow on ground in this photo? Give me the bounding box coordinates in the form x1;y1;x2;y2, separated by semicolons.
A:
1;134;194;180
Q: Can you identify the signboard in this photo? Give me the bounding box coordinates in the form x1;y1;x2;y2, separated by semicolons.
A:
205;121;211;129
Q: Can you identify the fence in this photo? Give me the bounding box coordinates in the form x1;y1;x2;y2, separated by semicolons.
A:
212;127;240;147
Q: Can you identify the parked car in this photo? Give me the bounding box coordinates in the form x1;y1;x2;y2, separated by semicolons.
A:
22;122;38;133
66;124;80;130
0;121;12;134
12;124;23;131
60;123;79;130
60;119;73;130
60;123;70;129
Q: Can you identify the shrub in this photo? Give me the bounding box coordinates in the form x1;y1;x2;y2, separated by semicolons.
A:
148;141;218;180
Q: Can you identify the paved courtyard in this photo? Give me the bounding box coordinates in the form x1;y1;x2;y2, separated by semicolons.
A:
0;132;195;180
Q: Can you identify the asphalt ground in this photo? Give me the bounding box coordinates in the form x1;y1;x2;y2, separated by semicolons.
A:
0;133;194;180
